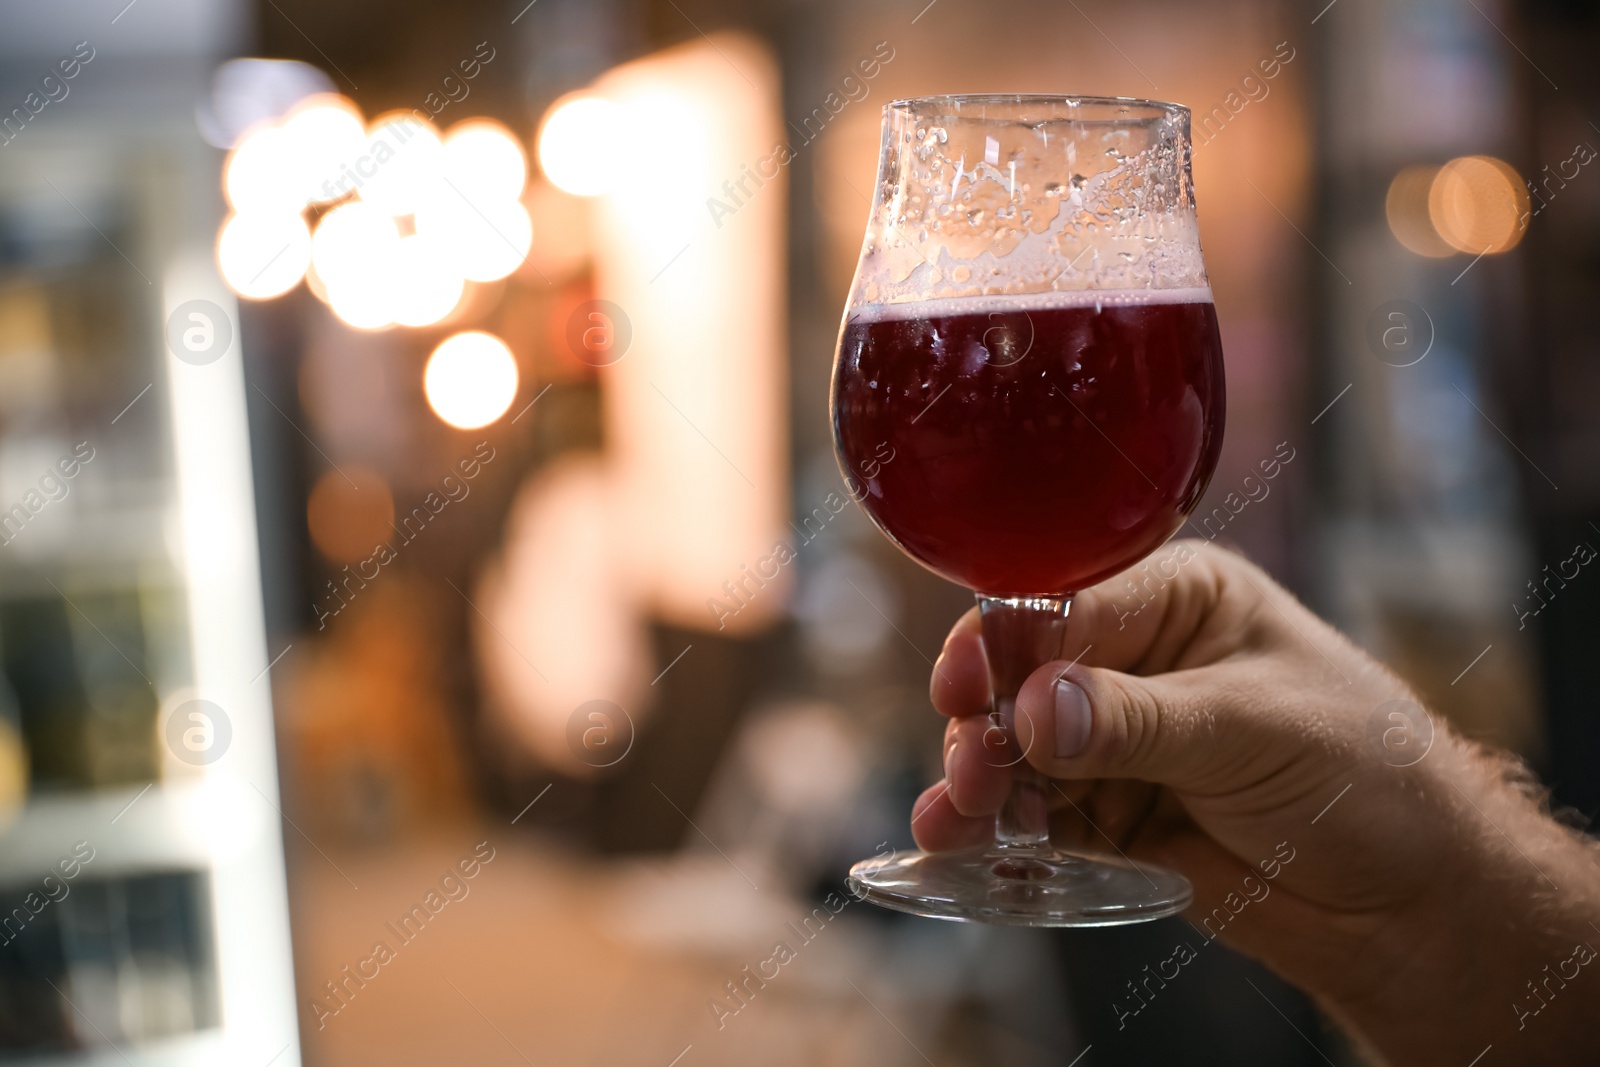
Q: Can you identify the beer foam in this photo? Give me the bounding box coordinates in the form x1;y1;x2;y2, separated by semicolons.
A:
853;115;1210;306
847;286;1214;324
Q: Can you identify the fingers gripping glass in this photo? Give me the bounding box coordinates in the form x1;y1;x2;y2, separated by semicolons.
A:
831;95;1226;926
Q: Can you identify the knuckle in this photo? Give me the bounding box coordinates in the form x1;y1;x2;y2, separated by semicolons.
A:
1104;679;1168;771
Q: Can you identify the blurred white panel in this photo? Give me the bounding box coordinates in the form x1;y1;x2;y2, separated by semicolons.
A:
163;251;300;1065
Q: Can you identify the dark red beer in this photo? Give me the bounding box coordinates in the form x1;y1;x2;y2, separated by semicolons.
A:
832;290;1225;595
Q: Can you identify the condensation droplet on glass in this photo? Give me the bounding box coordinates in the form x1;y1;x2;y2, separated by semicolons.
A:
967;209;985;225
1044;182;1063;196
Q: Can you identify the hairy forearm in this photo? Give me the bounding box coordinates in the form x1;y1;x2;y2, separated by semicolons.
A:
1333;752;1600;1064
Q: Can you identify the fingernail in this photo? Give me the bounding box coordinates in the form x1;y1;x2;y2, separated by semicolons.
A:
1054;678;1091;758
944;740;957;782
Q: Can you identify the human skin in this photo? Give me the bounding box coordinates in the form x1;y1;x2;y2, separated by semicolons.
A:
912;540;1600;1064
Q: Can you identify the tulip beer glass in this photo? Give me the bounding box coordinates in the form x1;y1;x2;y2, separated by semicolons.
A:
832;96;1225;925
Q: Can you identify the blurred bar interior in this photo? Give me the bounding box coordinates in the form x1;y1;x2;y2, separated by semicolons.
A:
0;0;1595;1063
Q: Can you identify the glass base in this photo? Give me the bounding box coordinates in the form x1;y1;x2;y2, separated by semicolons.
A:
847;845;1192;928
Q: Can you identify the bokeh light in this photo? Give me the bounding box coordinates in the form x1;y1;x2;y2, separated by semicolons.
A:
306;465;395;563
282;94;367;205
216;211;312;299
391;234;466;327
537;95;626;197
415;196;533;282
324;274;398;330
1429;155;1528;255
311;200;400;287
312;201;401;329
198;56;335;149
359;112;445;216
224;124;306;214
1386;165;1454;258
213;99;536;324
443;120;528;205
424;331;519;429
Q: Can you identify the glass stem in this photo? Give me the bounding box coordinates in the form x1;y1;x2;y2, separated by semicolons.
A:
977;594;1072;853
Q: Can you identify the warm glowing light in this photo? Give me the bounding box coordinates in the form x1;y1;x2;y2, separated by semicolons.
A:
592;34;789;633
415;197;532;282
443;120;528;205
213;99;541;335
282;94;367;205
306;465;394;563
537;95;626;197
424;331;519;429
1386;165;1453;258
359;112;444;216
225;125;306;214
391;235;465;327
312;201;401;329
217;212;311;299
325;276;397;330
1429;155;1528;255
310;200;400;287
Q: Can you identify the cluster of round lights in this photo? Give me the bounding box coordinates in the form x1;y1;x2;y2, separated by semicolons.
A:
1386;155;1529;259
216;94;531;330
213;86;629;434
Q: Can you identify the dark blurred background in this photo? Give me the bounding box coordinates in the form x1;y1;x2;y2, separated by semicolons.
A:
0;0;1596;1064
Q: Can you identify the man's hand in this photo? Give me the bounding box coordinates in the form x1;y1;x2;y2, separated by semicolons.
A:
914;540;1600;1064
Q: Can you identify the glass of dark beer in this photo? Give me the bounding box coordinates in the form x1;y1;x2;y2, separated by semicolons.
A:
832;95;1225;925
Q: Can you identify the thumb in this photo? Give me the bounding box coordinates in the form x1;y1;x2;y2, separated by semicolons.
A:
1016;661;1276;795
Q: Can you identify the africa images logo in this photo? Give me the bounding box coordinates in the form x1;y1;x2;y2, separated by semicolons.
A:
166;299;234;366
